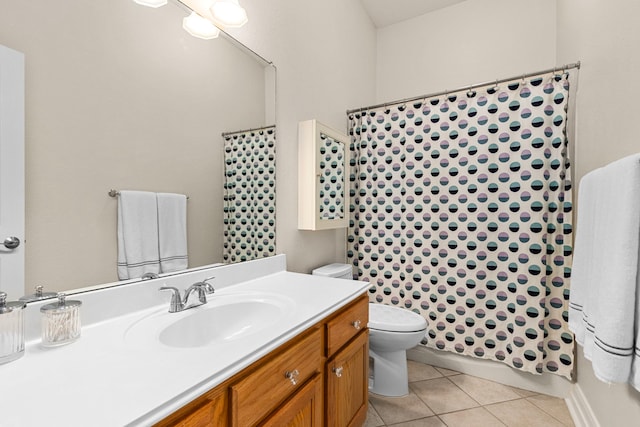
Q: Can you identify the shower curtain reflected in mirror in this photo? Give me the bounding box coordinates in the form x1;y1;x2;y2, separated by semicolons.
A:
348;73;574;378
223;126;276;263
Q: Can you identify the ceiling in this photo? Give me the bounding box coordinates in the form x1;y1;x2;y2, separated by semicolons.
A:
361;0;467;28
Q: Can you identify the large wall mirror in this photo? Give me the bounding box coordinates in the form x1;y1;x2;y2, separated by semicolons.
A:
0;0;276;296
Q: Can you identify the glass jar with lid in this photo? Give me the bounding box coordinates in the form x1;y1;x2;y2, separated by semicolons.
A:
0;292;26;364
41;293;81;347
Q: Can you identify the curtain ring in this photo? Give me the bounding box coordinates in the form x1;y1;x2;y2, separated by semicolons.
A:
466;85;475;98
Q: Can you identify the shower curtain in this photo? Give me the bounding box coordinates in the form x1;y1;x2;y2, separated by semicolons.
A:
347;74;574;377
223;126;276;263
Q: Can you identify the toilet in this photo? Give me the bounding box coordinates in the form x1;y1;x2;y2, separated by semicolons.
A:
312;263;428;397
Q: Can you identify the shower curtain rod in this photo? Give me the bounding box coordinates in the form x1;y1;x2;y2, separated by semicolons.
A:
346;61;581;115
221;124;276;138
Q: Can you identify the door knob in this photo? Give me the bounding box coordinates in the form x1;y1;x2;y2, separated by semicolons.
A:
3;236;20;250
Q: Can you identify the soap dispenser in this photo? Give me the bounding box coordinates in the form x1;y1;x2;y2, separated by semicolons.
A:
0;292;26;364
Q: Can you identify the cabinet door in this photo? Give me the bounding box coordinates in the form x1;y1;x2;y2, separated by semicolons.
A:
298;119;350;230
326;331;369;427
261;374;323;427
155;388;228;427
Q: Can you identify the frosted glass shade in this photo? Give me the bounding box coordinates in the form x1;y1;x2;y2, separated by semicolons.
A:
183;12;220;40
210;0;248;28
133;0;168;8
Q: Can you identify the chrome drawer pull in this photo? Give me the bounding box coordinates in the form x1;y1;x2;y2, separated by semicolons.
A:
333;366;343;378
285;369;300;385
352;320;362;330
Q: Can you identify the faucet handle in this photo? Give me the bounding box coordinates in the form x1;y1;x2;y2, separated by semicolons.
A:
159;286;184;313
197;277;216;294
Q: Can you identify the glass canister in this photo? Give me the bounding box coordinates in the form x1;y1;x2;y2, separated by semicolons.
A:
40;293;81;347
0;292;26;364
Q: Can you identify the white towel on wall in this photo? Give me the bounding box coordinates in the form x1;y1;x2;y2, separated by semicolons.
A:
157;192;188;273
117;190;161;280
569;153;640;389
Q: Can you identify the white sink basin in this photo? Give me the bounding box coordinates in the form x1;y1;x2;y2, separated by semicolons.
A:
125;292;295;349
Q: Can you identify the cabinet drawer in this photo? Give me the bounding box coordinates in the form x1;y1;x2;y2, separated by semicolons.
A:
231;328;322;426
326;295;369;356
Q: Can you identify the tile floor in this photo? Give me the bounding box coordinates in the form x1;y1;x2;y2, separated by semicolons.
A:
365;361;575;427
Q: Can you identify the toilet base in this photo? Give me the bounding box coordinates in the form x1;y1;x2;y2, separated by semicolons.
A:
369;348;409;397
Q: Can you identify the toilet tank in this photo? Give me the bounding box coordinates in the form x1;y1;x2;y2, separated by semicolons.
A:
311;263;353;280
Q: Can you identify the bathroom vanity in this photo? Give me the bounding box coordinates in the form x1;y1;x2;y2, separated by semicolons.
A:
157;294;369;426
0;255;369;427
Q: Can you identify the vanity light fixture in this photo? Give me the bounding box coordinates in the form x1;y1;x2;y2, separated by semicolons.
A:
210;0;248;28
183;12;220;39
133;0;168;8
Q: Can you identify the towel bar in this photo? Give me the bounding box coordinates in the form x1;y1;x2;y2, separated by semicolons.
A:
108;189;189;199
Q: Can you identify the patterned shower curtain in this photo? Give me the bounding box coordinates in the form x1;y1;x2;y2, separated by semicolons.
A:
347;74;574;377
223;126;276;263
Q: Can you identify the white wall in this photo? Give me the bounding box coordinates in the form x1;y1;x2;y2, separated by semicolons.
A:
375;0;557;103
556;0;640;424
225;0;377;273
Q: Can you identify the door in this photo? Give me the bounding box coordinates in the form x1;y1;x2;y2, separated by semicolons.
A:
326;332;369;427
261;374;323;427
0;45;25;300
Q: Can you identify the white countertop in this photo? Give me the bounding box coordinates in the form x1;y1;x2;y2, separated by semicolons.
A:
0;255;369;427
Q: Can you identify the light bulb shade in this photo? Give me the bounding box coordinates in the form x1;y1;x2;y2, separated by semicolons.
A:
183;12;220;40
133;0;167;8
210;0;248;28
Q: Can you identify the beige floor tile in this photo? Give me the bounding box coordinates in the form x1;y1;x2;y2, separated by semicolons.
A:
485;399;566;427
388;416;447;427
448;374;522;405
507;386;539;398
369;391;435;425
527;395;575;426
364;404;385;427
439;407;507;427
408;361;444;382
411;377;479;414
433;366;461;376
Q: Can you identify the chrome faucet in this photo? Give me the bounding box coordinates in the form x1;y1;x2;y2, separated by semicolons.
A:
159;277;215;313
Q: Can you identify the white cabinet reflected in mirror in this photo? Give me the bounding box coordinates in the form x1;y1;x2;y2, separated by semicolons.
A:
298;120;350;230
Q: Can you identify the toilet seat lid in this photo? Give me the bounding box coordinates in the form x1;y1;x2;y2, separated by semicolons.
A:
368;304;427;332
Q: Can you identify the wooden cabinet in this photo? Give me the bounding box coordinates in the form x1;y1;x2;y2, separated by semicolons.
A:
156;295;369;427
325;295;369;427
326;332;368;427
261;374;323;427
231;328;322;426
155;386;228;427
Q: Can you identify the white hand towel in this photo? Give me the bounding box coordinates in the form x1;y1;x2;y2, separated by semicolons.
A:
157;192;188;273
568;167;601;346
117;190;161;280
569;154;640;387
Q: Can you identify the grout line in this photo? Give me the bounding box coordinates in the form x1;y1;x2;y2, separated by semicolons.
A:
367;363;575;427
525;396;575;427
